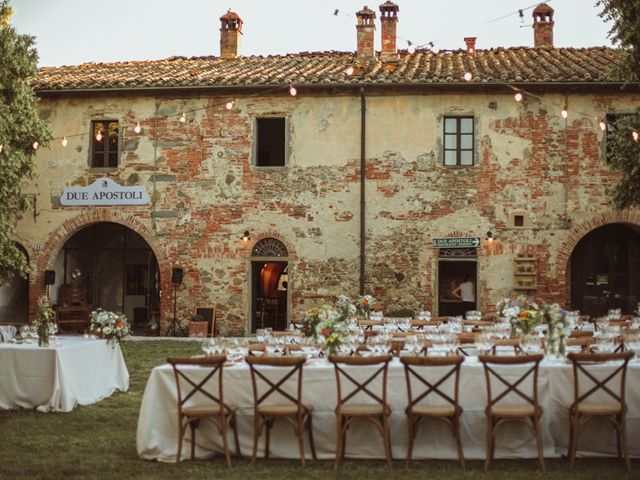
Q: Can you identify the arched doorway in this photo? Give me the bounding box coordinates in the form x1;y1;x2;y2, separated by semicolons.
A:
250;238;289;332
51;222;160;330
570;223;640;315
0;243;29;324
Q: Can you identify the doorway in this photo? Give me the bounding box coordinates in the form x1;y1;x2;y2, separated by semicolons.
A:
570;223;640;315
251;261;288;332
52;222;160;329
438;252;477;316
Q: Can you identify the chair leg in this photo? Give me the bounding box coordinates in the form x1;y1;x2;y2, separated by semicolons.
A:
334;415;343;470
405;416;415;470
251;416;260;466
382;415;393;468
484;417;493;471
265;419;272;460
307;415;317;460
176;421;185;464
190;422;196;460
220;415;232;468
569;415;579;471
297;417;306;466
231;413;241;458
620;414;631;472
341;417;348;461
534;416;545;472
452;417;465;470
616;415;622;459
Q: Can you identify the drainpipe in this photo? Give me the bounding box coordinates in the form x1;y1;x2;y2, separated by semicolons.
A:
360;87;366;295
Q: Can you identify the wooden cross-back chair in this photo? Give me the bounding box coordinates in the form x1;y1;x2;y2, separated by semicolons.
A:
566;351;634;471
490;338;524;355
478;354;545;472
400;355;465;469
411;319;443;330
245;355;316;466
167;355;240;467
329;355;393;469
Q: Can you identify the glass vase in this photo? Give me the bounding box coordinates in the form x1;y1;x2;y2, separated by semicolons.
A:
38;324;50;347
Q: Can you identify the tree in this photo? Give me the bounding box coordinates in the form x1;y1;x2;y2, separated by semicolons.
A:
597;1;640;209
0;0;51;285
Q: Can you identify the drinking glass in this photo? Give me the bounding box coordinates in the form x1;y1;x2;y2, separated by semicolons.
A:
521;335;541;354
475;333;493;355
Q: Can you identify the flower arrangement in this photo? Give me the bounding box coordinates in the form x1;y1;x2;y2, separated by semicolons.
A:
515;308;542;335
542;303;570;356
35;297;55;347
355;294;375;319
336;295;357;321
90;309;130;347
314;305;349;356
497;295;542;337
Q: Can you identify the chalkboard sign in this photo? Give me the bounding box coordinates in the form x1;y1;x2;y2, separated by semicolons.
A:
195;307;216;337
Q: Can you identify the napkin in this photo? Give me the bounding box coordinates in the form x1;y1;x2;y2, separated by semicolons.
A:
0;325;17;342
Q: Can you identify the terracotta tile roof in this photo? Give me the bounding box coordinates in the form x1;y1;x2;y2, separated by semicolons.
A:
32;47;620;92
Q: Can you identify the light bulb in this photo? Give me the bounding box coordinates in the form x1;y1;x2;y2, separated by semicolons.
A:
408;44;416;54
179;112;186;123
96;131;103;142
32;141;39;150
599;120;606;131
561;109;568;119
345;66;354;76
225;100;234;110
633;130;639;142
134;122;142;134
514;92;523;102
0;144;3;154
463;72;472;81
289;85;297;96
61;137;68;147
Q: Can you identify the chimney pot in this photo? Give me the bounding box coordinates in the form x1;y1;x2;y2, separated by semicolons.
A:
379;1;399;62
464;37;476;56
220;9;243;59
356;6;376;60
532;3;554;48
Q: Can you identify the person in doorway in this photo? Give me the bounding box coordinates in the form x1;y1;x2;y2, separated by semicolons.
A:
452;275;475;312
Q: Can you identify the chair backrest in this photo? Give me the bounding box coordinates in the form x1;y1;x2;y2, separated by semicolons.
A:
567;351;634;410
566;336;594;352
329;355;392;408
167;355;227;415
245;355;306;411
400;355;464;412
569;330;593;338
478;354;544;411
411;319;443;330
490;338;523;355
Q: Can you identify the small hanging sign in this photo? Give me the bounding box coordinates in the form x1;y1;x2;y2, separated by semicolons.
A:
432;237;480;249
60;177;149;206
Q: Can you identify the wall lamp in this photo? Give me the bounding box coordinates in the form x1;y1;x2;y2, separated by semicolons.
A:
486;230;494;242
241;230;251;242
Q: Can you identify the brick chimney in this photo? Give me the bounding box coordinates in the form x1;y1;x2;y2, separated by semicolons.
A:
220;10;243;59
532;3;554;48
356;6;376;60
379;1;399;62
464;37;476;56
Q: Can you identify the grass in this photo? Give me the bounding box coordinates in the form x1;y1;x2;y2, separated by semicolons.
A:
0;340;636;480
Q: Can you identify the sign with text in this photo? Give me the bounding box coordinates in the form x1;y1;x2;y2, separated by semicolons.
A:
60;178;149;206
432;237;480;249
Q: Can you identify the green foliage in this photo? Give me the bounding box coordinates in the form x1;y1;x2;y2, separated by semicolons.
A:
0;0;51;285
605;109;640;209
597;0;640;82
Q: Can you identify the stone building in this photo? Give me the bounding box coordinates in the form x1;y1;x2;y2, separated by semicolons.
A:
2;3;639;334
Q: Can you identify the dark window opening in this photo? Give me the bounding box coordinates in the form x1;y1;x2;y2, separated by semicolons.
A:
256;118;286;167
443;116;474;166
514;215;525;227
91;120;119;168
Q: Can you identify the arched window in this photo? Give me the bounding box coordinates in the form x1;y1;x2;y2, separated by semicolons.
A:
252;238;288;257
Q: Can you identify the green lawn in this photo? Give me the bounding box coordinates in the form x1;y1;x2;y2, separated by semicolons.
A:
0;340;635;480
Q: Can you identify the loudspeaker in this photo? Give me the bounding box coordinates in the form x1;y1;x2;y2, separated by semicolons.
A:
171;267;183;284
44;270;56;286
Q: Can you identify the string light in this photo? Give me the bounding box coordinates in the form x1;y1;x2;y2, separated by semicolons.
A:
179;112;186;123
633;130;639;142
134;122;142;134
463;72;472;81
345;66;354;76
561;108;568;119
32;141;39;150
95;131;103;142
61;137;68;147
289;85;297;96
407;40;416;54
0;144;3;154
599;119;607;131
225;100;234;110
514;91;523;102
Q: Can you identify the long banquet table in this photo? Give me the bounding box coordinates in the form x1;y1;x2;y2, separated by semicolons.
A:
0;336;129;412
137;355;639;462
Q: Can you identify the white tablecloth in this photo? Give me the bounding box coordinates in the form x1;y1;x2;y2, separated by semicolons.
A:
136;356;639;462
0;336;129;412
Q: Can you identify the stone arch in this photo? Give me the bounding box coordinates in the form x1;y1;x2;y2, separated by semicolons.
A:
29;210;172;325
248;231;296;260
554;210;640;306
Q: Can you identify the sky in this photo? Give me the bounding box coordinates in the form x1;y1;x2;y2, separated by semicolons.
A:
10;0;614;68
